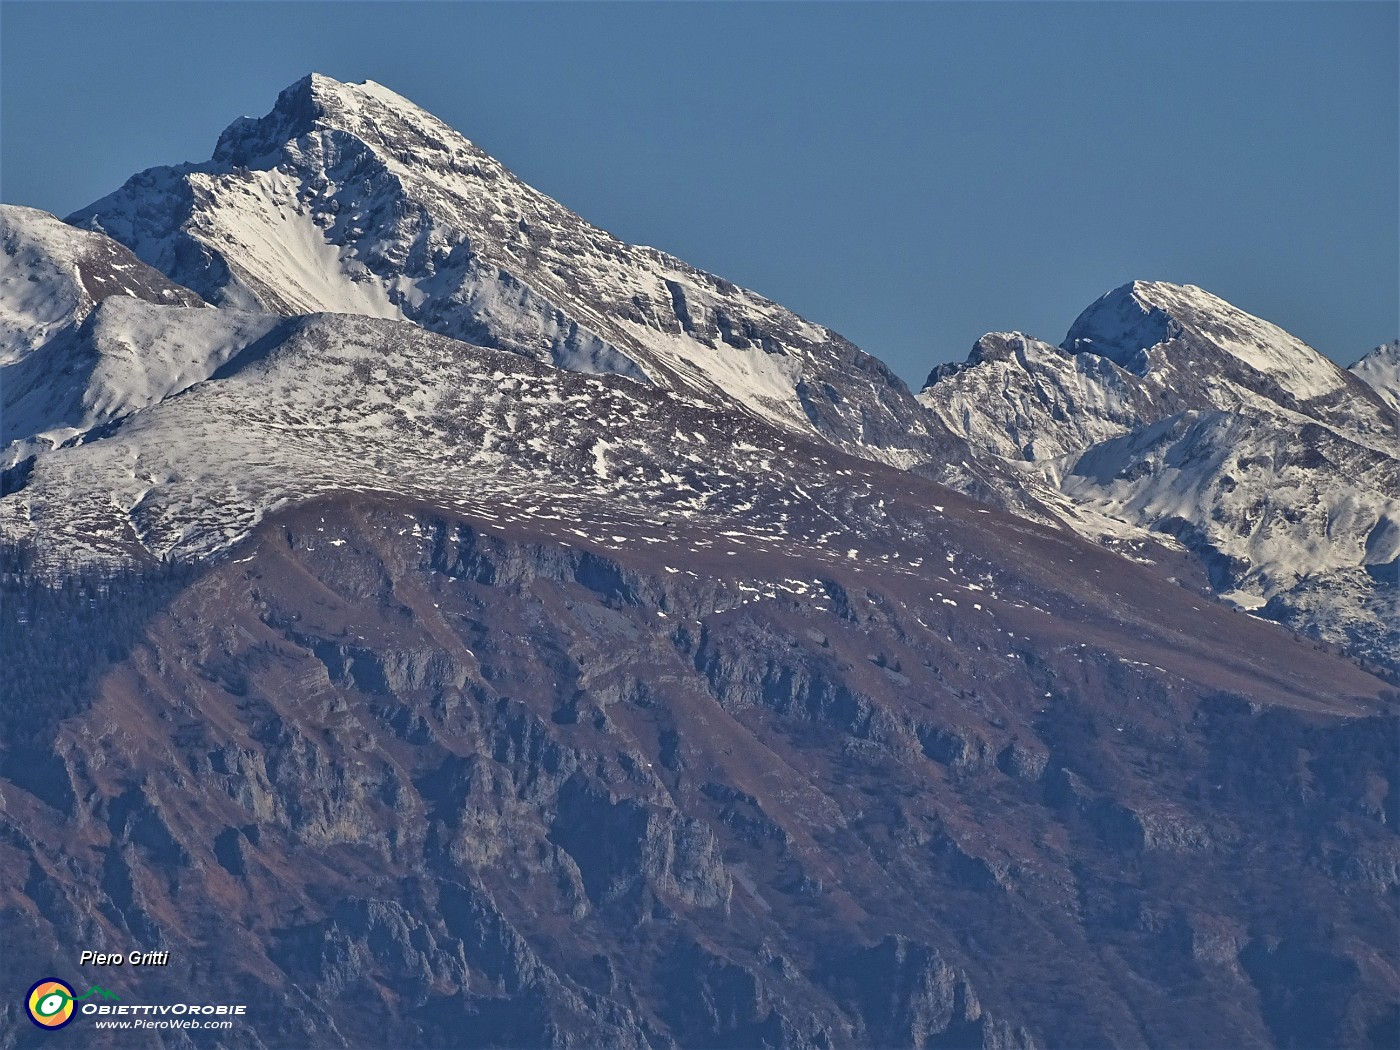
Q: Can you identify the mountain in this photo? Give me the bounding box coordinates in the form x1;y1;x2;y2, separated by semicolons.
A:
65;74;967;474
1062;281;1373;412
920;280;1400;672
4;488;1396;1050
0;302;975;569
1352;340;1400;415
2;76;1398;1050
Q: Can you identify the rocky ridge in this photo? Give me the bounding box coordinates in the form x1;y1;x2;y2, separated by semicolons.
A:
0;205;205;365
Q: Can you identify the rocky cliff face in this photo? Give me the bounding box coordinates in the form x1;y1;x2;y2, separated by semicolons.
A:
2;499;1395;1049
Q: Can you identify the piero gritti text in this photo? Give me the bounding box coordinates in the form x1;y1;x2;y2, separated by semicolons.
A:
80;949;171;966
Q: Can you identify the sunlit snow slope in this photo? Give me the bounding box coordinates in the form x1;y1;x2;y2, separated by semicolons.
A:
0;205;205;365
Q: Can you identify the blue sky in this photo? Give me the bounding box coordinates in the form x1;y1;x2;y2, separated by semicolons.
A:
2;2;1395;383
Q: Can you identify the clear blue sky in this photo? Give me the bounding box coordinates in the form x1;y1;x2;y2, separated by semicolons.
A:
2;2;1395;383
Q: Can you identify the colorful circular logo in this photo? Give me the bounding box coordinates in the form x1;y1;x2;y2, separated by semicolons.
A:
26;978;76;1029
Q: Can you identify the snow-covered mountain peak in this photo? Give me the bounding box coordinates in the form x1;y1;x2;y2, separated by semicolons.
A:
1350;340;1400;414
65;75;964;471
918;329;1154;465
1064;279;1347;404
917;278;1399;671
973;331;1081;367
921;332;1078;391
212;73;484;174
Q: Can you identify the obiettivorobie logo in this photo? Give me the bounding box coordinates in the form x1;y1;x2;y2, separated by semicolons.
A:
24;975;247;1033
25;979;119;1030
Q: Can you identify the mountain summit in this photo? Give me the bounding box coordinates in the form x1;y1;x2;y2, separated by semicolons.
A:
1351;339;1400;414
69;73;948;464
1063;280;1358;405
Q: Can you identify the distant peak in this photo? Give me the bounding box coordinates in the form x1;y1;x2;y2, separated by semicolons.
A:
1062;280;1344;401
1062;279;1290;363
275;72;383;103
1348;339;1400;412
1349;339;1399;371
967;331;1066;366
